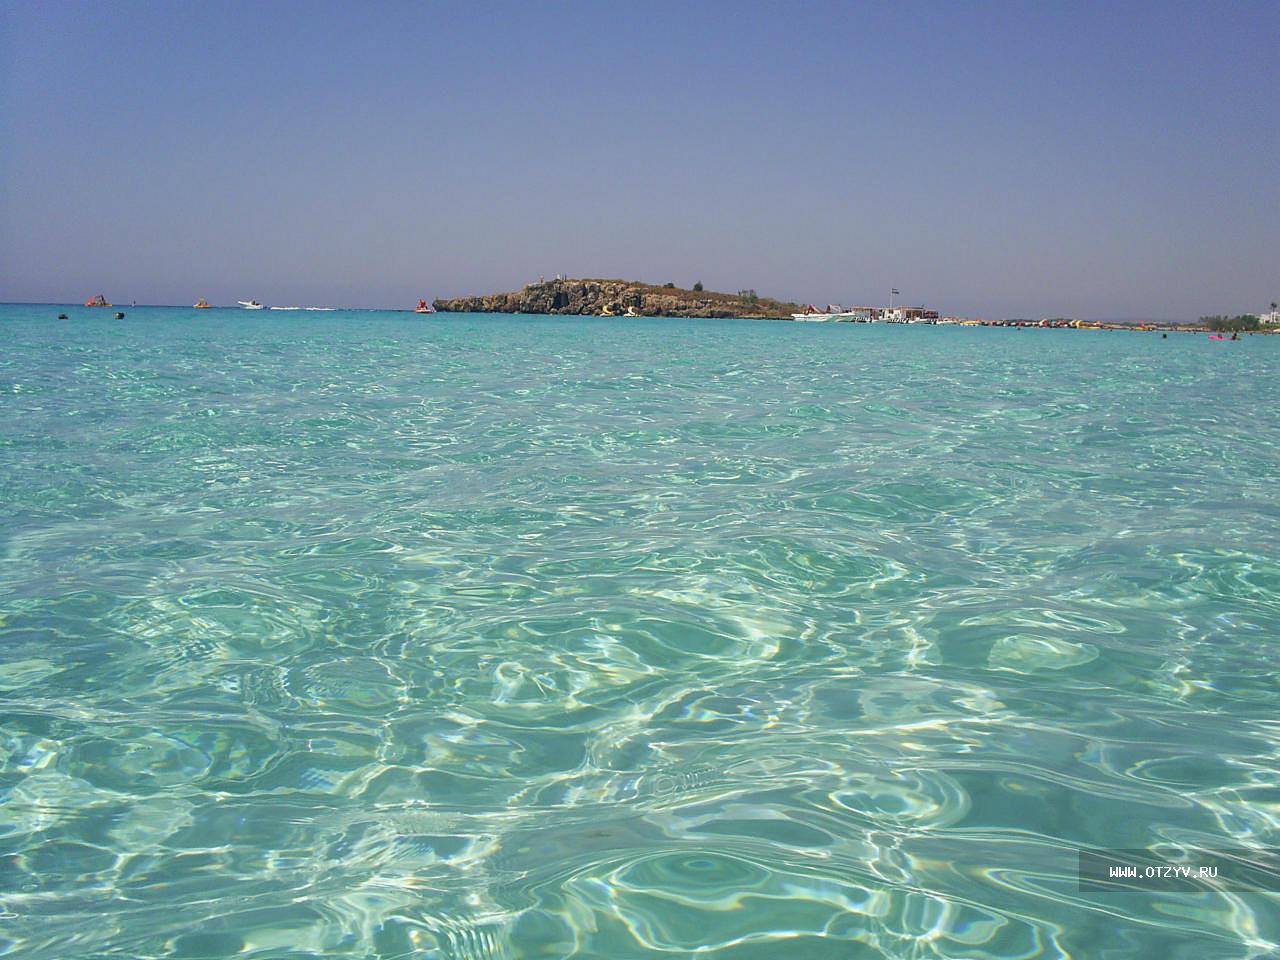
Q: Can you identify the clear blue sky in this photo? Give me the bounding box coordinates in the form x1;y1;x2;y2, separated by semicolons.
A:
2;0;1276;318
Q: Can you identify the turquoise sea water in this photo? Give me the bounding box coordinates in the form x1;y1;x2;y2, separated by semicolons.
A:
2;304;1279;959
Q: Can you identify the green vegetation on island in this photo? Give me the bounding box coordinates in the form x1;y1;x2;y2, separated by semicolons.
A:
432;278;803;319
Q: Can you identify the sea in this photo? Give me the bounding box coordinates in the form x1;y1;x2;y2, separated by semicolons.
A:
2;304;1278;959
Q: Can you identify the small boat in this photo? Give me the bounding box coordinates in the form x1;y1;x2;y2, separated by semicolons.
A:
84;294;111;307
414;299;435;314
792;304;839;322
193;298;211;308
237;300;265;310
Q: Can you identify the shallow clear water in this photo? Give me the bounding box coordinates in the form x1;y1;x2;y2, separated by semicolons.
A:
2;304;1278;959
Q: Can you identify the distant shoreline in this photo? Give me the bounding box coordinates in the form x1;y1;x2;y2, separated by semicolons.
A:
3;300;1274;333
429;280;1276;332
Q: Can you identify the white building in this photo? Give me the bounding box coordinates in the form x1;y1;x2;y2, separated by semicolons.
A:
880;306;930;323
1260;308;1280;325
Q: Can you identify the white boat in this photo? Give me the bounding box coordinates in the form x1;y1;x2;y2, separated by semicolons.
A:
238;300;265;310
792;303;850;322
792;304;834;322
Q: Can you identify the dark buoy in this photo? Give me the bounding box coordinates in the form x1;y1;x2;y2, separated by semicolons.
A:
57;313;68;320
114;311;125;319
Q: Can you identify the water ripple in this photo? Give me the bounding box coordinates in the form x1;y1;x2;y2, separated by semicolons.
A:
1;308;1279;958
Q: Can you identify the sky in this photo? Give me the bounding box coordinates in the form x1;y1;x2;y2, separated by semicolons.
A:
1;0;1276;319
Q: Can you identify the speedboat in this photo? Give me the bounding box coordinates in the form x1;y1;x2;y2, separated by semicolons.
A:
792;305;837;322
237;300;265;310
414;299;435;314
193;298;211;308
85;294;111;307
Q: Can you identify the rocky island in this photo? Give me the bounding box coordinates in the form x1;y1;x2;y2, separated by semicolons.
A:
433;279;803;319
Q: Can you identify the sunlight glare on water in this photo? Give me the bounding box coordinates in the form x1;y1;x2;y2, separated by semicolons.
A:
1;305;1278;959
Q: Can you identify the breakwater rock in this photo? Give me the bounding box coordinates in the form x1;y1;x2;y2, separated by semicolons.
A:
433;279;801;319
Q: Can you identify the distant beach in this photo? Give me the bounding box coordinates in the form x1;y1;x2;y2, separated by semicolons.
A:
431;279;1278;333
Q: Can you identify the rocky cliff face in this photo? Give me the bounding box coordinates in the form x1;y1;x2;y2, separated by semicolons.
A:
433;279;800;319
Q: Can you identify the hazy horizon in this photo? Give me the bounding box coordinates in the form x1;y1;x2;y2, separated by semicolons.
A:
2;1;1276;320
